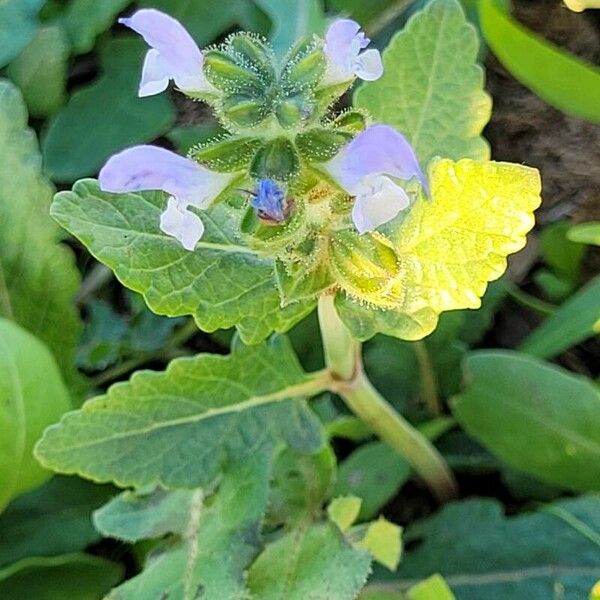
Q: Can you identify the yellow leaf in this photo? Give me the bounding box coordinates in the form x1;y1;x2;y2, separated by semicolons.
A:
337;159;541;340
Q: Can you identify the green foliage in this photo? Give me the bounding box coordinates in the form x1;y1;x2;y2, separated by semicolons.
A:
452;351;600;492
569;222;600;246
391;496;600;599
139;0;270;46
103;455;270;600
519;275;600;360
5;25;69;117
479;0;600;124
406;575;457;600
35;336;324;488
0;80;81;386
42;38;176;182
334;442;411;520
0;319;71;511
0;554;123;600
0;476;112;566
357;517;403;571
51;180;314;343
355;0;491;166
255;0;326;56
61;0;132;55
0;0;44;67
247;522;372;599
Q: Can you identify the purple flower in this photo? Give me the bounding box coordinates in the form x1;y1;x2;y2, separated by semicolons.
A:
323;19;383;85
325;125;427;234
99;146;233;250
119;9;212;97
251;179;286;222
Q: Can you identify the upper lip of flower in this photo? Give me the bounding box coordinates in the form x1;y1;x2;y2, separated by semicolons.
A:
323;18;384;84
119;8;212;97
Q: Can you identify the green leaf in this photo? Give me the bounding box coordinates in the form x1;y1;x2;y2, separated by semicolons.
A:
0;0;43;67
0;79;81;386
451;350;600;492
268;445;336;528
568;222;600;246
42;38;176;182
327;0;404;29
93;488;195;543
35;336;324;488
357;517;403;571
105;454;270;600
247;522;372;599
519;275;600;359
389;496;600;598
336;159;541;341
167;123;225;154
51;180;314;343
479;0;600;124
254;0;326;56
61;0;132;55
406;575;456;600
139;0;270;46
334;442;410;520
0;553;123;600
0;476;112;567
0;319;71;511
5;25;69;117
328;496;362;532
354;0;491;167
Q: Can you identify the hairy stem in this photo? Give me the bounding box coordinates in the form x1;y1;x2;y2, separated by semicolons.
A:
317;294;457;502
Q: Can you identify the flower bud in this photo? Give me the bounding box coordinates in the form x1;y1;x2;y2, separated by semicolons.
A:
296;128;352;162
281;38;326;92
250;138;300;181
203;49;265;93
191;137;262;172
221;93;269;128
276;93;315;129
227;33;275;81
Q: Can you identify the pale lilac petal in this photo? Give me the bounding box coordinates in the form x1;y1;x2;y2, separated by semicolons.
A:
119;9;209;94
325;19;361;64
99;145;232;208
160;197;205;250
352;175;411;233
354;48;383;81
139;49;170;97
326;124;427;194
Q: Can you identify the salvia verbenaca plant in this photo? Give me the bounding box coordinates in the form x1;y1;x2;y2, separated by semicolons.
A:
32;2;543;598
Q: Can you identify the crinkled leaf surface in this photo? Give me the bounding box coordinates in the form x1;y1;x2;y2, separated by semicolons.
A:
380;496;600;599
105;455;270;600
0;554;123;600
0;80;81;385
0;476;112;566
93;487;195;542
51;180;315;343
42;38;176;182
0;319;71;511
355;0;491;166
247;522;372;599
451;350;600;492
0;0;43;67
35;336;323;488
6;25;69;117
337;159;541;340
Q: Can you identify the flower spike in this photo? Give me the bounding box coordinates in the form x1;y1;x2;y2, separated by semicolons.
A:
323;19;384;85
99;145;233;250
119;9;212;97
325;125;427;233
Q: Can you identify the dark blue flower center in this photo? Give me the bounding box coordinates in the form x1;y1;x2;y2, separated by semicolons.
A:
251;179;286;222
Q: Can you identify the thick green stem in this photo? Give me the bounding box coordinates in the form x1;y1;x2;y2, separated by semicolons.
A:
317;294;457;502
337;372;457;502
318;293;359;380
